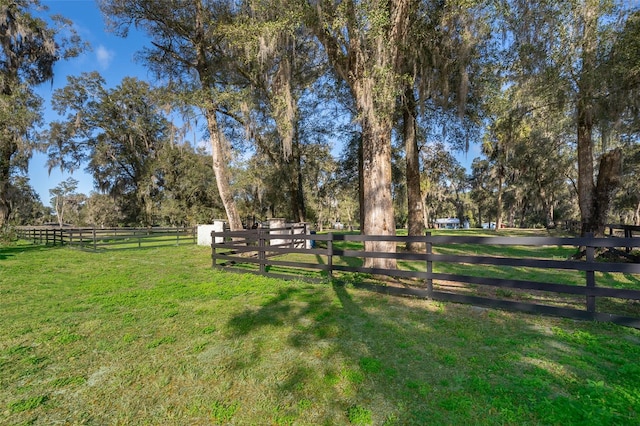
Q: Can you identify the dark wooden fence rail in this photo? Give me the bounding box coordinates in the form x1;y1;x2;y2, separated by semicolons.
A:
607;224;640;253
15;227;66;246
211;229;640;328
607;223;640;237
16;226;196;250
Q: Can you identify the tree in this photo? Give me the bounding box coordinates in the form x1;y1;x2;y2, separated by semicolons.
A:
606;11;640;225
47;73;170;225
502;0;633;236
304;142;338;231
100;0;247;230
226;6;326;223
421;142;467;226
469;157;495;227
0;0;83;228
605;10;640;138
154;142;224;225
614;143;640;225
510;107;576;228
5;175;48;225
298;0;414;268
573;0;621;236
399;84;424;248
401;0;492;248
49;177;78;227
85;192;124;228
482;100;520;231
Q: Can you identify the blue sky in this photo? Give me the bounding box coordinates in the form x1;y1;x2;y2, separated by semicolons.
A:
31;0;150;204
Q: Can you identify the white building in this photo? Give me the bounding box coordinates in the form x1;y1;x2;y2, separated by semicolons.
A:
434;218;460;229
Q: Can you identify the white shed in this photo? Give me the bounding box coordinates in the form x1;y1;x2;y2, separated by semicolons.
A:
434;218;460;229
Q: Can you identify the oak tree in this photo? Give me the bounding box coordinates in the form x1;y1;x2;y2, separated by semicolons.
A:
0;0;83;227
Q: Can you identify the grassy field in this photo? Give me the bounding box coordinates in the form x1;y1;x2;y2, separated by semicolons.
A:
2;239;640;425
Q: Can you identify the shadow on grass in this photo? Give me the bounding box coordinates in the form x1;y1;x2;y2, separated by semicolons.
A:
0;244;60;260
224;278;640;424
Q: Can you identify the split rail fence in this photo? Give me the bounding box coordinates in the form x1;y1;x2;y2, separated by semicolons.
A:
212;228;640;328
16;226;196;250
607;224;640;253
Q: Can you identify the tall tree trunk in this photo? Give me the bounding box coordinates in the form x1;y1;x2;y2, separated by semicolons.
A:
422;203;430;230
358;135;365;232
403;85;424;251
508;204;516;228
495;173;504;231
577;107;622;236
193;1;241;230
592;148;622;236
635;200;640;226
546;203;554;229
0;141;16;229
0;181;9;228
519;200;528;228
287;144;306;223
204;106;243;231
308;0;411;268
356;86;396;269
577;93;596;235
56;197;65;227
361;118;396;269
577;1;597;236
539;186;555;228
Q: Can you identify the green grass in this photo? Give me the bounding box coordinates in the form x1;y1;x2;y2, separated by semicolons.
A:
2;241;640;424
257;229;640;315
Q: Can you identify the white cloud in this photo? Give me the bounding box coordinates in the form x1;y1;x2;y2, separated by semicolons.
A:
96;45;115;70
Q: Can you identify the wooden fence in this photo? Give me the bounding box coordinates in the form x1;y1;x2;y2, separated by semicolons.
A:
607;224;640;253
16;226;196;250
211;229;640;328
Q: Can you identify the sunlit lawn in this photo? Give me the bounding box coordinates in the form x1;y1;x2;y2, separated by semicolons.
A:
2;239;640;424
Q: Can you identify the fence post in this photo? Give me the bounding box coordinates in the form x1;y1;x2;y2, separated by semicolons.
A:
327;232;333;280
585;232;596;315
290;225;295;248
259;228;266;274
93;228;97;251
211;230;217;268
425;231;433;296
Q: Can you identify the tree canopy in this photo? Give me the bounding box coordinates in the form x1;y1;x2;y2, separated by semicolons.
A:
0;0;84;228
2;0;639;240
